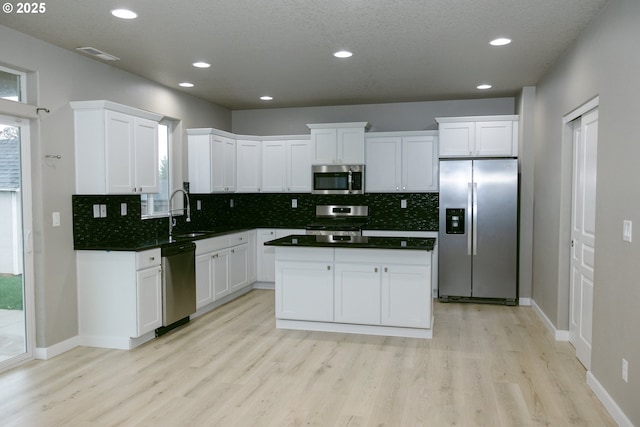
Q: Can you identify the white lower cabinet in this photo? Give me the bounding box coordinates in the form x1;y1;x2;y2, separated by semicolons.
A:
195;231;251;310
257;228;304;282
334;263;381;325
76;248;162;349
135;264;163;336
381;264;431;328
275;248;334;321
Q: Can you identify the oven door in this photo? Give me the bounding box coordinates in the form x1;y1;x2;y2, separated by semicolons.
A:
312;165;364;194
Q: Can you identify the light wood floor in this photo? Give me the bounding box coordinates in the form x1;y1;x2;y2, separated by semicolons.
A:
0;290;615;426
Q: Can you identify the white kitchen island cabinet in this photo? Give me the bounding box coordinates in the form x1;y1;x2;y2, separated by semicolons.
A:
269;236;434;339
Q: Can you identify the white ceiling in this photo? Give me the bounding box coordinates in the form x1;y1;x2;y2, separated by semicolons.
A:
0;0;609;110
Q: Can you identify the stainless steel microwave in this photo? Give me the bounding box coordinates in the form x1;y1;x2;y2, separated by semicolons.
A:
312;164;364;195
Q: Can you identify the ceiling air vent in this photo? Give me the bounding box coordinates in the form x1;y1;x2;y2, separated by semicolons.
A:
76;47;120;61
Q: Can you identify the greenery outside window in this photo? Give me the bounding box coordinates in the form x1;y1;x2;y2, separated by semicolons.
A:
141;121;170;218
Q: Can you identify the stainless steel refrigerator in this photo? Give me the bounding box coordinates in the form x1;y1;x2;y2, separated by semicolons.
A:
438;158;518;304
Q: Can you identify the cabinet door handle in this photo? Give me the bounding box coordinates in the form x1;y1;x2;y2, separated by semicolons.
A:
149;257;155;261
231;249;235;253
384;267;388;273
374;267;378;272
138;187;142;193
327;266;331;271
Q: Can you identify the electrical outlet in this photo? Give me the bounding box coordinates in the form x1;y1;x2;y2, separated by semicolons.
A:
196;200;202;210
93;204;100;218
100;204;107;218
401;199;407;209
292;199;297;208
120;203;127;216
230;199;234;208
622;358;629;383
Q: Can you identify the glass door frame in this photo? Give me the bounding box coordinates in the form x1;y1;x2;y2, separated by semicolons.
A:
0;114;35;372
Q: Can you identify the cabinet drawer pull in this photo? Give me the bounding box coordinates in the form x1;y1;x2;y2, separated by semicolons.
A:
149;257;155;261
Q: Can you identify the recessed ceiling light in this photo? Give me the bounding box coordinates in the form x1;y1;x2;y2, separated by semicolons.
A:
111;8;138;19
489;38;511;46
333;50;353;59
179;82;194;88
477;84;492;90
260;96;273;101
193;61;211;68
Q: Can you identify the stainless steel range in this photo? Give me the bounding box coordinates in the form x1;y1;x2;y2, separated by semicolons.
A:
305;205;369;237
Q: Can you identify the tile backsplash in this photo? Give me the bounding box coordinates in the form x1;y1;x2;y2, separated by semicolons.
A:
73;192;438;247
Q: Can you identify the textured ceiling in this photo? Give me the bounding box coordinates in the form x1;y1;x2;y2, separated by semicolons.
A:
0;0;609;110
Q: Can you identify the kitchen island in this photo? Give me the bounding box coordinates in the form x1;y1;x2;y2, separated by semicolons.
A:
265;235;435;339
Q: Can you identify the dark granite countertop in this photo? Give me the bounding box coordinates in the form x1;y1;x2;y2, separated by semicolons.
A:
74;227;252;252
264;235;435;251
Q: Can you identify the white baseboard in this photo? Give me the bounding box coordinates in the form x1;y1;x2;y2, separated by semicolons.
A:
35;335;81;360
587;371;634;427
252;281;274;290
531;299;569;341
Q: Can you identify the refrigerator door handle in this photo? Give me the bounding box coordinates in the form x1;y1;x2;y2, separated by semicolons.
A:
472;182;478;256
467;182;473;255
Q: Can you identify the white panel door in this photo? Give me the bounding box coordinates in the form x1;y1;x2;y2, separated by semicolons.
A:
334;263;381;325
236;140;261;192
262;141;287;192
135;266;163;337
365;136;401;192
276;261;334;321
105;110;135;193
402;135;437;192
133;117;159;194
287;139;311;192
569;108;598;370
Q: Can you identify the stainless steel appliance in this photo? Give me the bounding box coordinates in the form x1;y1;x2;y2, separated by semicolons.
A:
438;159;518;304
305;205;369;236
157;242;196;335
312;164;364;195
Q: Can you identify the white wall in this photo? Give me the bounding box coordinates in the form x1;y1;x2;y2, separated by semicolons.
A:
532;0;639;423
231;97;515;135
0;25;231;348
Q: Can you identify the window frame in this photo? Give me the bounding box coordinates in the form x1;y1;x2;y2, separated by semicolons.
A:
141;119;173;219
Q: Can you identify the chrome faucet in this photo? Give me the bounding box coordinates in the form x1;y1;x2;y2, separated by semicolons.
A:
168;188;191;236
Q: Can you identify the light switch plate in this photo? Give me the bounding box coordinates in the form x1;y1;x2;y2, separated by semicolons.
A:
100;204;107;218
120;203;127;216
292;199;297;208
401;199;407;209
93;204;100;218
52;212;61;227
196;200;202;210
623;220;632;242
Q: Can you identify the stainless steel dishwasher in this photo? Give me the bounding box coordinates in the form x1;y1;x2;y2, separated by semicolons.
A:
157;242;196;336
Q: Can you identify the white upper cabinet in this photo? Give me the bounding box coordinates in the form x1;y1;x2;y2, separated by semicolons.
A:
307;122;369;164
72;100;162;195
436;115;519;158
366;131;438;192
262;138;311;193
236;139;262;193
187;129;236;193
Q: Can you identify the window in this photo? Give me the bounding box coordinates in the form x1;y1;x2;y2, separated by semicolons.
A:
141;121;170;218
0;66;26;103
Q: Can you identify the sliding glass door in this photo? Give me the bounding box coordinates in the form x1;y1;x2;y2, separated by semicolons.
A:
0;114;33;371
